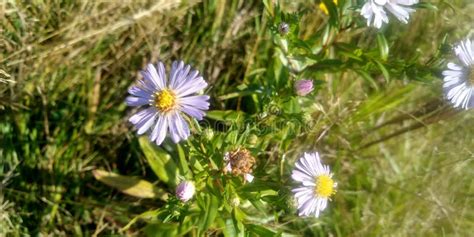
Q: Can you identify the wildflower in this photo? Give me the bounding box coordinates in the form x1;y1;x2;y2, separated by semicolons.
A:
278;22;290;35
294;80;314;96
291;152;337;217
224;148;256;183
176;181;195;202
319;0;338;15
361;0;418;29
126;61;210;145
443;39;474;110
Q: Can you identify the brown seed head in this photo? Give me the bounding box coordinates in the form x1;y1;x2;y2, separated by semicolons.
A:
226;148;256;176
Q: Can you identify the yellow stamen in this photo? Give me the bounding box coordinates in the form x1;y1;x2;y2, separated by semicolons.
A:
314;175;335;198
154;89;176;112
319;0;338;15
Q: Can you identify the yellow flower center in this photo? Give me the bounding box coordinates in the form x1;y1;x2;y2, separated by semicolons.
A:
469;67;474;85
154;89;176;112
314;175;335;198
319;0;338;15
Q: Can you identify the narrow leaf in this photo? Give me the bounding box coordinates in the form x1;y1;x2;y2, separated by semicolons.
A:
92;169;168;200
139;137;179;187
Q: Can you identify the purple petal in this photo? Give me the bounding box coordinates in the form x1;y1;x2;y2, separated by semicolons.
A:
155;62;167;89
151;114;169;145
175;76;208;97
169;61;185;89
145;64;165;90
174;70;199;90
173;113;190;141
126;96;150;106
139;71;158;91
129;108;156;125
178;95;210;110
128;86;152;98
167;114;181;143
181;105;206;120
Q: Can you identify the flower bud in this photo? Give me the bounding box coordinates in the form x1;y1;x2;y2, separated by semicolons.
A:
176;181;195;202
278;22;290;35
294;80;314;96
230;197;241;207
203;128;215;141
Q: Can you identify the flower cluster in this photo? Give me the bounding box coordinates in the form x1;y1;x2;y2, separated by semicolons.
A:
122;2;473;224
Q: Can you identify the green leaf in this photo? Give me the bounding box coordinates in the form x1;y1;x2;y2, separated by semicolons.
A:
92;169;168;200
139;137;179;187
353;69;379;90
206;110;246;122
143;223;178;237
281;97;301;114
376;33;389;61
176;144;191;178
247;224;278;237
372;59;390;82
198;194;219;234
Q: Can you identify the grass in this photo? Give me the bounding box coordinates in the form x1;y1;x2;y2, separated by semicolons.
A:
1;0;473;236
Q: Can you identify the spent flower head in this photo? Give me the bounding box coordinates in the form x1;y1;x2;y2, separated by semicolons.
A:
224;148;256;183
292;152;337;218
126;60;210;145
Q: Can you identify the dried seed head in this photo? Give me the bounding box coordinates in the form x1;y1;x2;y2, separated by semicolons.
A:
224;148;256;176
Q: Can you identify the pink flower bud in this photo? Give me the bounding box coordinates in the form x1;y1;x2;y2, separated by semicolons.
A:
294;80;314;96
176;181;195;202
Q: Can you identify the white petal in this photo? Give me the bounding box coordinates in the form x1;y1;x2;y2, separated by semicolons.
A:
137;113;157;135
244;173;254;182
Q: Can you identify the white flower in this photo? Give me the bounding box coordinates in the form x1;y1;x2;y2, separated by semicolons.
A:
361;0;418;29
176;181;195;202
291;152;337;218
443;39;474;110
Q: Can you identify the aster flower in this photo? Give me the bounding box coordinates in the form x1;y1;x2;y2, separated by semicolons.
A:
126;60;210;145
443;39;474;110
291;152;337;218
224;148;256;183
176;181;195;202
361;0;418;29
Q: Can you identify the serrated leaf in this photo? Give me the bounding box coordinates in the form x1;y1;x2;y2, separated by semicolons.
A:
139;137;179;187
92;169;168;200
